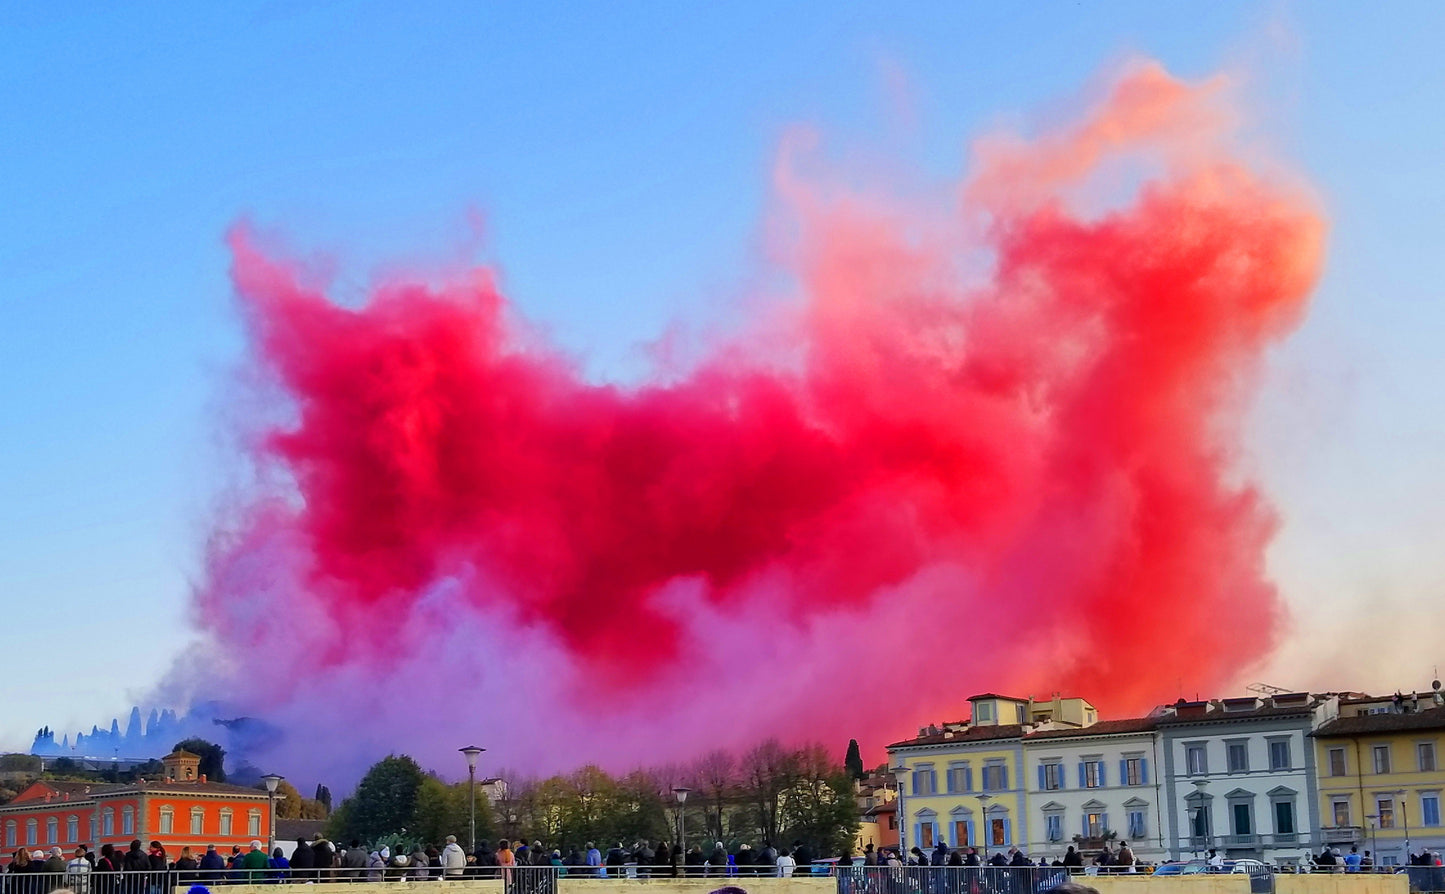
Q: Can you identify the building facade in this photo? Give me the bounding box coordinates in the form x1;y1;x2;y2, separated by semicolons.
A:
1158;694;1335;866
1311;697;1445;865
0;751;272;861
1022;718;1166;862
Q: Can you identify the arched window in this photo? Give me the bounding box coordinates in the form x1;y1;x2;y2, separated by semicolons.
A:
247;809;262;837
122;805;135;836
25;819;36;846
219;809;233;836
159;807;174;835
5;821;15;848
46;817;57;844
190;807;205;835
66;815;78;842
102;808;114;837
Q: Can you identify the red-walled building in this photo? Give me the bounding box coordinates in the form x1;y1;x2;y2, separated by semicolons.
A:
0;751;272;863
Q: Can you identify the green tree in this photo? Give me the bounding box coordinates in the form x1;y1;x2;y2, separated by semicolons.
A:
261;779;328;820
173;738;226;782
778;745;858;857
333;755;425;844
412;775;495;847
315;785;333;813
844;740;865;781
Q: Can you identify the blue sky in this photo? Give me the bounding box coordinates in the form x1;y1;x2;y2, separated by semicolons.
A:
3;2;1444;748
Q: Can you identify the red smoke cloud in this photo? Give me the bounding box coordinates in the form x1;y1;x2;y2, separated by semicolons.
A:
189;61;1323;781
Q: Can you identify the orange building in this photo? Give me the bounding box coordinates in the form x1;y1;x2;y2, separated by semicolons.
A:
0;751;272;862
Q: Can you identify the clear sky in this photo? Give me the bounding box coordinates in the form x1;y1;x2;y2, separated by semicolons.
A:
3;2;1444;748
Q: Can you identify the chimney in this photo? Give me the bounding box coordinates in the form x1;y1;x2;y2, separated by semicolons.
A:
199;774;207;784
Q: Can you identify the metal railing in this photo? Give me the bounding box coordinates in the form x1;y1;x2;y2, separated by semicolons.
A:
834;865;1077;894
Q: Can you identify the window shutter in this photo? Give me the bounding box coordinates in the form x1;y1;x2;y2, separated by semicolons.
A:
1082;816;1090;837
1078;763;1087;788
1003;818;1012;846
967;820;975;846
1141;758;1149;785
1102;813;1109;836
1038;765;1046;790
1120;760;1128;784
966;767;973;792
1099;762;1107;787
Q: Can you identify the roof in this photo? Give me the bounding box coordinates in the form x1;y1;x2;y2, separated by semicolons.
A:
165;750;202;760
968;693;1028;703
888;724;1025;749
4;780;96;805
276;818;328;842
1157;703;1318;725
1313;707;1445;738
864;802;897;818
1025;718;1158;740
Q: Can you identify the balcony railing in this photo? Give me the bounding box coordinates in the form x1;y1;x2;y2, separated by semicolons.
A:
1321;825;1364;844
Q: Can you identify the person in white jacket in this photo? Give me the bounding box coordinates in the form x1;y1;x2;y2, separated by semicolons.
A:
776;849;797;878
441;836;468;877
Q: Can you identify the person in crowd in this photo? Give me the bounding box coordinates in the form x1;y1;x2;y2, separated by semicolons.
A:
496;838;515;883
409;845;430;881
792;840;814;869
441;836;467;879
1062;846;1082;868
1207;848;1225;870
1117;841;1135;872
268;847;290;883
240;841;268;882
172;847;197;885
364;851;384;882
605;843;626;878
863;844;877;867
1009;847;1029;867
636;841;656;878
44;849;66;874
776;848;797;878
1345;846;1362;872
947;850;964;867
987;850;1008;867
933;842;949;866
909;847;928;866
706;842;727;877
585;843;602;878
1362;851;1374;871
964;848;980;867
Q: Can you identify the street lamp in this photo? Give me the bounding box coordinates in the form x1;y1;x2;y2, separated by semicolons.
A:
261;774;284;856
1367;815;1379;870
1191;780;1210;860
460;746;486;853
976;794;993;860
1395;791;1412;864
672;787;692;851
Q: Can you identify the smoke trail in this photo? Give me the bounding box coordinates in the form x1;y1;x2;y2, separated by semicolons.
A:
166;61;1322;786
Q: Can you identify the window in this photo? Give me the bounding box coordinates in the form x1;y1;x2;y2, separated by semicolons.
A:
1016;705;1027;723
887;814;896;830
25;819;36;846
122;806;134;836
1269;740;1291;771
1041;763;1063;791
1329;748;1347;776
1186;744;1208;775
947;763;972;793
101;809;114;837
1083;760;1103;789
1333;800;1351;827
1085;812;1105;838
1374;745;1392;774
1123;757;1146;786
919;822;935;848
66;816;78;843
990;816;1007;846
913;765;937;795
1423;795;1441;828
1275;800;1296;835
1232;802;1253;836
976;702;994;723
46;817;57;844
953;818;972;846
1420;743;1438;772
1045;814;1063;842
982;763;1007;792
219;810;233;836
1128;810;1147;839
1378;798;1396;829
5;821;14;848
1227;741;1250;773
191;808;205;835
248;810;262;837
159;807;174;835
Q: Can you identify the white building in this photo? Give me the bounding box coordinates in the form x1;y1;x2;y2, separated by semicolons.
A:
1023;717;1167;862
1158;694;1338;865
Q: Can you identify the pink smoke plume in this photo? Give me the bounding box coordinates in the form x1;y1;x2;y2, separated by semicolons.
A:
173;61;1323;787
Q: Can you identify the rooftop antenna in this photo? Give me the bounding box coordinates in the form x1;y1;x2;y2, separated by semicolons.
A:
1247;682;1290;696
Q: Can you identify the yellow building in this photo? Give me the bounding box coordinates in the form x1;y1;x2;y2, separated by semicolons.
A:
887;693;1097;857
1311;699;1445;865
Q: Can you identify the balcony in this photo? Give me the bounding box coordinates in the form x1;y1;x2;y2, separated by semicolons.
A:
1321;826;1364;845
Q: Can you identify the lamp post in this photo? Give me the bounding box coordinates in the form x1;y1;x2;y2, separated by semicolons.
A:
1395;791;1411;864
977;794;993;860
261;774;284;856
460;746;486;854
672;788;692;851
1191;780;1210;860
1367;815;1379;870
892;764;910;860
